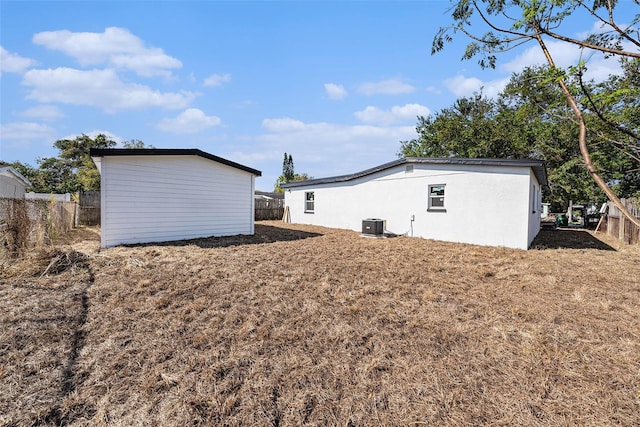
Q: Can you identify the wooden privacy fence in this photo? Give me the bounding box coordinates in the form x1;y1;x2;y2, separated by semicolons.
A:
605;199;640;245
0;197;77;256
255;198;285;220
79;190;101;226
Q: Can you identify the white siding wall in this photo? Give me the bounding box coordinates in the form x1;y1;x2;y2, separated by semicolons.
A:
0;175;27;198
100;155;255;247
285;163;537;249
527;169;542;247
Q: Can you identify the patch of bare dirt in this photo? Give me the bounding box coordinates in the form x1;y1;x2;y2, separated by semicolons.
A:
1;222;639;426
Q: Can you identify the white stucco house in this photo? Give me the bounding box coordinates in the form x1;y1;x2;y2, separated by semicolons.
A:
90;148;261;248
0;166;31;198
281;157;548;250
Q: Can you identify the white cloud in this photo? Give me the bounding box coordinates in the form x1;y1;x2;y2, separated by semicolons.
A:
233;100;254;108
262;117;306;132
203;73;231;87
32;27;181;77
324;83;347;100
22;68;196;112
156;108;221;133
576;21;618;38
501;39;625;82
443;75;509;98
355;103;430;125
0;122;55;141
19;105;65;121
256;116;418;178
426;86;441;95
358;79;415;95
1;46;36;75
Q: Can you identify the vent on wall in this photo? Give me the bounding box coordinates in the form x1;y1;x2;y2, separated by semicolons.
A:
362;218;384;236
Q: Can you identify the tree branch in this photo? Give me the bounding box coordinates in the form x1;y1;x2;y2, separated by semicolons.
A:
577;68;640;143
575;0;640;50
540;28;640;58
534;29;640;228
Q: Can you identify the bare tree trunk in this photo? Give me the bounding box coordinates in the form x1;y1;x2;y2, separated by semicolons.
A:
535;32;640;229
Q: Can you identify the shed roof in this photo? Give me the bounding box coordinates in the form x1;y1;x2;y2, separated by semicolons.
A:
281;157;548;189
90;148;262;176
0;166;32;187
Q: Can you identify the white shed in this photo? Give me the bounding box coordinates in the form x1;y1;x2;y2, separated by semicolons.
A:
282;157;548;250
0;166;31;198
90;148;261;248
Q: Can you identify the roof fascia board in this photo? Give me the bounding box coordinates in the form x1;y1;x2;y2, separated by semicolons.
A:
281;157;548;189
89;148;262;176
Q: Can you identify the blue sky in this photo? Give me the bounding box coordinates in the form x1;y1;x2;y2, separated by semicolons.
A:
1;1;636;190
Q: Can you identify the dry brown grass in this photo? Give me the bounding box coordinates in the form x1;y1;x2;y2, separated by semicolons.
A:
1;222;639;426
1;198;78;259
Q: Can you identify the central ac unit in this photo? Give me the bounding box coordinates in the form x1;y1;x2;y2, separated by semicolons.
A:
362;218;384;236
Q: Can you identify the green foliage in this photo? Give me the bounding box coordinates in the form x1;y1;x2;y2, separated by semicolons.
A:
433;0;638;69
121;139;154;149
282;152;294;182
274;172;312;193
37;134;117;192
33;157;79;194
9;134;150;194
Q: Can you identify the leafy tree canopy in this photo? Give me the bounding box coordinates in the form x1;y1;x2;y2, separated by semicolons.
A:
399;61;640;209
8;134;152;193
431;0;640;225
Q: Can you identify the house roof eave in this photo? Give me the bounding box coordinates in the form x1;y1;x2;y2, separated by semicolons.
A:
280;157;549;190
89;148;262;177
0;166;32;187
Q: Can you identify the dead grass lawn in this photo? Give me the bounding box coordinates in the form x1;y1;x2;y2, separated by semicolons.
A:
1;222;639;426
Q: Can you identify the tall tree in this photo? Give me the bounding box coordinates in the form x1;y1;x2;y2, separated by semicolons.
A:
45;134;117;191
433;0;640;227
275;153;311;192
283;152;295;182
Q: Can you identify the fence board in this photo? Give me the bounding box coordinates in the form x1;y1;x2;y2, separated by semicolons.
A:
255;198;284;220
606;199;640;245
79;190;101;226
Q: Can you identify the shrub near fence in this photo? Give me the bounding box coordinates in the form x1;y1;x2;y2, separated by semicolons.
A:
255;198;285;220
605;198;640;245
0;198;77;257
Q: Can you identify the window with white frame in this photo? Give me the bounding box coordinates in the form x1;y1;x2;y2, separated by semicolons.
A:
305;191;315;213
428;184;446;211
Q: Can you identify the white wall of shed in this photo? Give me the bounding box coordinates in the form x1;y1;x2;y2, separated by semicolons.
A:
527;169;542;247
284;163;536;249
0;174;27;198
99;155;255;247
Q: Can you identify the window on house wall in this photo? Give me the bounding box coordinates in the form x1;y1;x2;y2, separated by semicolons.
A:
428;184;446;211
305;191;314;213
531;185;537;213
